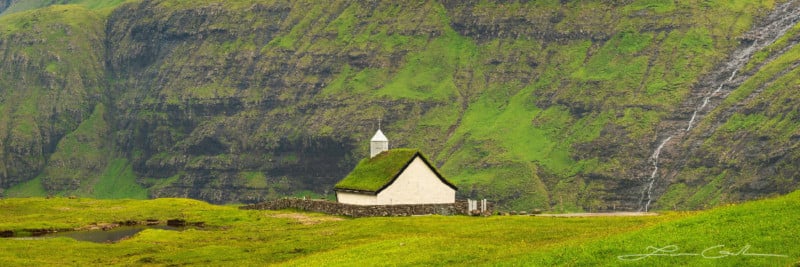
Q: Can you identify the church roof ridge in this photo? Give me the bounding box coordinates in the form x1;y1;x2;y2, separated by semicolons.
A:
334;149;457;194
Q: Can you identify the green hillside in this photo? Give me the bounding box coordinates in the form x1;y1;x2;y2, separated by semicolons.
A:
0;4;107;190
0;0;798;211
0;0;128;16
0;191;797;265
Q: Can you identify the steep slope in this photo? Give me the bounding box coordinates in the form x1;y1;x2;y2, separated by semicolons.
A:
1;0;798;210
655;2;800;209
0;5;107;190
101;0;789;207
0;0;127;16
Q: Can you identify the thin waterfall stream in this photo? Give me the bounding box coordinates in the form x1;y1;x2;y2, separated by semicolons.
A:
642;136;672;212
686;70;737;131
639;1;800;211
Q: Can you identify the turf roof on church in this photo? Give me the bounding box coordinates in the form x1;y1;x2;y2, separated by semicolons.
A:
334;148;421;192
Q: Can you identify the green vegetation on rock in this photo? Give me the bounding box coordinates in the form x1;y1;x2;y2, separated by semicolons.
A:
0;0;798;211
0;0;129;16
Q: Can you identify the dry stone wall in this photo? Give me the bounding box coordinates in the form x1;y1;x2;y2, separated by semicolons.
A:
240;198;492;217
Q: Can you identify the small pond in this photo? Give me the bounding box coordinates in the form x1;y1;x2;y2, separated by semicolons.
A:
11;225;183;243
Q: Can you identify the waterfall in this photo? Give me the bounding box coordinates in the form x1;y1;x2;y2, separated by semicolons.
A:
686;112;697;131
642;136;672;212
638;0;800;211
686;70;737;131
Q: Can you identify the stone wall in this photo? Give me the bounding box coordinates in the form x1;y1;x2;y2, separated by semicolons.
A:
240;198;493;217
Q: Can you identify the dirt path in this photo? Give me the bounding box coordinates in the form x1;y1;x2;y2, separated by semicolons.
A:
534;212;658;217
269;213;344;225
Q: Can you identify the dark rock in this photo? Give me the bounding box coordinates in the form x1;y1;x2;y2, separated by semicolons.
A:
120;220;139;226
28;229;60;236
167;219;187;227
0;230;13;237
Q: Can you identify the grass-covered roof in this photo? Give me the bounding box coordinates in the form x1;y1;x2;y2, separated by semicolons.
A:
334;148;455;193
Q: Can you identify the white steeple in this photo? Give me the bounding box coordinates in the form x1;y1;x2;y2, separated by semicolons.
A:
370;128;389;158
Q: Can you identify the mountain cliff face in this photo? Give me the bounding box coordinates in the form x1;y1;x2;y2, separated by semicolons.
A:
656;3;800;209
0;0;798;210
0;5;106;189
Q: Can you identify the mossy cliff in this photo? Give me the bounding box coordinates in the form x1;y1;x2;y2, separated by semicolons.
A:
0;4;106;190
0;0;798;210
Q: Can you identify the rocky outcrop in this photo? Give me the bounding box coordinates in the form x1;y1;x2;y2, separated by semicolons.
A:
441;0;615;43
0;0;13;14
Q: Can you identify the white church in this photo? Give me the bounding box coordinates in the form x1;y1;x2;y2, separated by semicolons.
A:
333;129;457;205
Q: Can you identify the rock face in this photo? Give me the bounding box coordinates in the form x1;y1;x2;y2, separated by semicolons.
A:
0;0;799;210
0;0;12;14
102;1;427;203
643;1;800;210
0;5;106;189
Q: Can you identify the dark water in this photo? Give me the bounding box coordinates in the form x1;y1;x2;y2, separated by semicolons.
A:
45;225;181;243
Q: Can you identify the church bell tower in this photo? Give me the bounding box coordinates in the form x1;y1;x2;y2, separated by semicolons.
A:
370;128;388;158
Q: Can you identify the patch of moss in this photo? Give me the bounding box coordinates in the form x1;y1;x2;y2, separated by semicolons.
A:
242;172;267;189
92;158;148;199
4;175;47;197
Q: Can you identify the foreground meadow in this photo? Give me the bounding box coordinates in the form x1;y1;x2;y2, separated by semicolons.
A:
1;192;798;266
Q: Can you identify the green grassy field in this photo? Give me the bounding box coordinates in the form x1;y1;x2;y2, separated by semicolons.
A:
0;191;797;266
